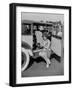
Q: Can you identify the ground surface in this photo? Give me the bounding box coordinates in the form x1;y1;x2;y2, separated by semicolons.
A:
22;58;64;77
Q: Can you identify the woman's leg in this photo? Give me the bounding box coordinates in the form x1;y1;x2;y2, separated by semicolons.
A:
39;52;50;68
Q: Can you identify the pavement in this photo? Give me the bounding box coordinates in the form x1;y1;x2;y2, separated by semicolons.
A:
22;57;64;77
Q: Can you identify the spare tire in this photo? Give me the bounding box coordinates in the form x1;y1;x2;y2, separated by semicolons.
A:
21;48;30;72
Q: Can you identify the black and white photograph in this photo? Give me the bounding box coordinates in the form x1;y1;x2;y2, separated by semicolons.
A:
10;3;71;86
21;12;64;77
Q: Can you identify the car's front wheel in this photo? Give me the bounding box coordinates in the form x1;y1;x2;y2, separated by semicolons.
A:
21;48;30;72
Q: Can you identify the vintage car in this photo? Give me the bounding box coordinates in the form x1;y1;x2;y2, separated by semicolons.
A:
21;20;63;71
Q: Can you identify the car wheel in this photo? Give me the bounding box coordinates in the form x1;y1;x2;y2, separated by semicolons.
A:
21;48;30;72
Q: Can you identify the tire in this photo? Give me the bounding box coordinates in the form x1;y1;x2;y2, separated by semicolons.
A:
21;48;30;72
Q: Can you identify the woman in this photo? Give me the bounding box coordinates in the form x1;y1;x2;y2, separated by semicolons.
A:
39;33;51;68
